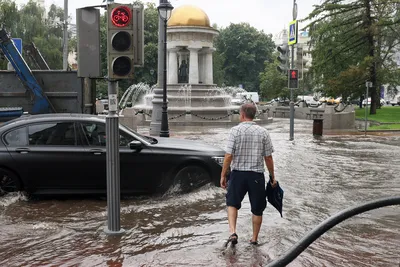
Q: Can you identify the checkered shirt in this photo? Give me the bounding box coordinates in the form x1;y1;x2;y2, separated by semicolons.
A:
225;121;274;173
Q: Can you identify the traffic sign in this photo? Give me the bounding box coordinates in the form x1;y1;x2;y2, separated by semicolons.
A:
288;20;298;45
288;69;299;89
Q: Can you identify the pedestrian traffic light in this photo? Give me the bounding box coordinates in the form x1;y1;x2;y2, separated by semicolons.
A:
107;3;134;79
289;69;299;89
277;44;289;74
296;44;309;80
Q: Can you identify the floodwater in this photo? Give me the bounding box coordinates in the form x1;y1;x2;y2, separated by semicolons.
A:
1;119;399;267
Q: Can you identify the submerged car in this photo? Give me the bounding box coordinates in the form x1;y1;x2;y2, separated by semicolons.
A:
0;114;225;196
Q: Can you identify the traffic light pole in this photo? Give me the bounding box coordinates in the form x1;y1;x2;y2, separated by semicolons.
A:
289;0;297;141
105;80;124;235
104;0;124;235
290;45;295;141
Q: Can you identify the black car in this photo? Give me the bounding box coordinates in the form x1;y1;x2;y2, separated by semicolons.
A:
0;114;225;196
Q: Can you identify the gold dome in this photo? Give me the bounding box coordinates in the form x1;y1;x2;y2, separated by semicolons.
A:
168;5;211;28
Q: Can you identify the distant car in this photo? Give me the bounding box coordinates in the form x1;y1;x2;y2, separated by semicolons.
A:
235;92;260;104
231;97;245;106
362;98;386;106
389;95;400;106
299;96;320;107
0;114;225;196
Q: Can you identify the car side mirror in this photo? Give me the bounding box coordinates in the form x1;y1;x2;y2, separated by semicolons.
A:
129;140;142;150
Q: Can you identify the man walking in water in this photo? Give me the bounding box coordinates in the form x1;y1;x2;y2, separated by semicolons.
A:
220;103;276;245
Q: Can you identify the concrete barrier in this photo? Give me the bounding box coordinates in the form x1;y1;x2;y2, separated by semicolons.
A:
268;105;356;130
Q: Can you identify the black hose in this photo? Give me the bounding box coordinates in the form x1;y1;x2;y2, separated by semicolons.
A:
266;196;400;267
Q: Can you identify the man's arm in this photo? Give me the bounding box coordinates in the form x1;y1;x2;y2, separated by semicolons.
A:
220;153;233;189
264;155;277;187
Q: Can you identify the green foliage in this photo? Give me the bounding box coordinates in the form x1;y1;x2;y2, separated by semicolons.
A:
0;0;71;70
304;0;400;114
212;50;225;86
214;23;275;92
132;2;158;86
355;106;400;123
259;53;288;100
368;124;400;130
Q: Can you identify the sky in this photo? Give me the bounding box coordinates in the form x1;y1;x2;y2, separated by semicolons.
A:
16;0;322;37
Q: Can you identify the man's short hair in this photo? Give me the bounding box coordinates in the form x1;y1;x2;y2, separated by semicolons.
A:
240;103;257;120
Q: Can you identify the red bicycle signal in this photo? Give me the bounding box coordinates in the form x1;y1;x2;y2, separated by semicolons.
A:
111;6;132;27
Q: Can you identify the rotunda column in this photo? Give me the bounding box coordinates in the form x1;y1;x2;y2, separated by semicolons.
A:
168;48;179;84
188;47;200;84
204;48;216;84
198;50;204;83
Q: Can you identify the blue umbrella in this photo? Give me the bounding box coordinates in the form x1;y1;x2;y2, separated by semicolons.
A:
266;177;284;217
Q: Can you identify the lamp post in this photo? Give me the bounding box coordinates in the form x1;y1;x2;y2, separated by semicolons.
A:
157;1;174;137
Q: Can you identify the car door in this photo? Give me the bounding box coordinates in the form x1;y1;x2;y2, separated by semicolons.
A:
77;121;156;194
5;121;86;192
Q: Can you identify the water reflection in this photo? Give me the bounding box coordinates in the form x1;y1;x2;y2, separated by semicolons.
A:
0;119;399;267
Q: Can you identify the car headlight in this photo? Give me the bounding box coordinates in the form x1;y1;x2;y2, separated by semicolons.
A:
212;156;225;166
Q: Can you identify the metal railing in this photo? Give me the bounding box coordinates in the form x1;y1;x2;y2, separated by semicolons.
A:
134;108;270;121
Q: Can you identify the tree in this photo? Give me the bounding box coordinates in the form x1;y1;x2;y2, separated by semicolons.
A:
259;53;290;100
0;0;20;69
214;23;275;92
132;2;159;86
0;1;70;70
304;0;400;114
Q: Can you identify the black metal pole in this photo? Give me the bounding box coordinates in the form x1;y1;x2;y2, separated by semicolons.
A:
289;45;295;141
160;18;169;137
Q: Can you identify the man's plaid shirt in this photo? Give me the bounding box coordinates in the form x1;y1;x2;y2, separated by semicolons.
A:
225;121;274;173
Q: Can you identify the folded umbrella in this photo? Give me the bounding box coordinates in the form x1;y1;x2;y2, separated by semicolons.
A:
266;178;284;217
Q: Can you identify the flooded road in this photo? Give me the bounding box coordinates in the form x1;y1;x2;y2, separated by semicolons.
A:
1;119;399;267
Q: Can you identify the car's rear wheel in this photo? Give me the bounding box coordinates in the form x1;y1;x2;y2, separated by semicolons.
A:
0;168;22;196
172;165;211;193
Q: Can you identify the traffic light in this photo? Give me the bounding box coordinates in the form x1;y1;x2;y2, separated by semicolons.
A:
107;3;134;79
288;69;299;89
296;44;309;80
296;45;303;79
277;44;289;74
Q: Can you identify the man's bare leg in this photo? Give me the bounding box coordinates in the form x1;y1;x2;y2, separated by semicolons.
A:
251;214;262;242
228;206;238;234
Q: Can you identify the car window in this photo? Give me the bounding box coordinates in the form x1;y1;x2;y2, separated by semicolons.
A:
29;122;77;146
80;122;136;147
4;127;28;146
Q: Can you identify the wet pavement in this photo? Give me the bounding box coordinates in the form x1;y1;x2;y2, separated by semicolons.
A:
1;119;399;267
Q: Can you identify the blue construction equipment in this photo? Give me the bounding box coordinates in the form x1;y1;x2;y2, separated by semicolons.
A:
0;29;55;114
0;107;24;121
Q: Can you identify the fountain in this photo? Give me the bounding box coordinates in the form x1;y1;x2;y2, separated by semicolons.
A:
120;84;271;127
119;5;272;128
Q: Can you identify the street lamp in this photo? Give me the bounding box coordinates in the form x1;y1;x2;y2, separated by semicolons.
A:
157;1;174;137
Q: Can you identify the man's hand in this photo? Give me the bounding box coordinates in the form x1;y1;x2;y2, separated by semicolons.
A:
220;175;227;189
270;176;277;188
221;153;232;190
